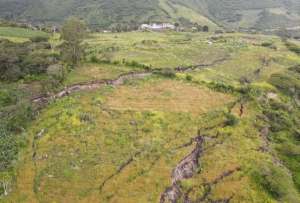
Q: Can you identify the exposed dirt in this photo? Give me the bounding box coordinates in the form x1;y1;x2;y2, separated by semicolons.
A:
160;135;204;203
160;127;237;203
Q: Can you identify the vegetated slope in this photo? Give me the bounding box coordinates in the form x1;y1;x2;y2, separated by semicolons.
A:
0;26;49;42
173;0;300;30
3;31;300;202
1;0;300;30
0;0;171;28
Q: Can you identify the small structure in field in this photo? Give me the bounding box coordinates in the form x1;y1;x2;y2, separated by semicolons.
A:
140;23;175;31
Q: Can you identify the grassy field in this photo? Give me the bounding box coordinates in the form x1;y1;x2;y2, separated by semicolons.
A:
3;31;300;202
0;26;49;42
86;32;230;68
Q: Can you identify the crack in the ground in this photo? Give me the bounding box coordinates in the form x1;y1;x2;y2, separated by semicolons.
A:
193;167;241;203
160;134;205;203
99;150;143;192
160;128;238;203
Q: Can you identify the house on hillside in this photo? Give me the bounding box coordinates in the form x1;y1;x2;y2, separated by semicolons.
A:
140;23;175;31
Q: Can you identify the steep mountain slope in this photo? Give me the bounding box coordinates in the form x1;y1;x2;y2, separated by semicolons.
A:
0;0;300;30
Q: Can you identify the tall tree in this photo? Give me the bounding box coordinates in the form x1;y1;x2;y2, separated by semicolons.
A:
61;17;87;66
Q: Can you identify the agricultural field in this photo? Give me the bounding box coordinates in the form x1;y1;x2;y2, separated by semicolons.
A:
1;30;300;203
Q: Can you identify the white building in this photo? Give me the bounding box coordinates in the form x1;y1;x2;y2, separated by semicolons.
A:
140;23;175;31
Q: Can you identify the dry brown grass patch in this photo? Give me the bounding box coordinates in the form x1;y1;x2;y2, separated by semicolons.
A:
106;80;233;115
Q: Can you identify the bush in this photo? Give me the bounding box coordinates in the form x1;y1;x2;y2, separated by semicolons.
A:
285;41;300;55
0;127;18;171
225;113;239;126
90;55;99;63
261;42;277;49
155;68;176;78
208;81;235;93
289;64;300;74
185;74;193;81
30;35;49;43
124;60;148;68
261;42;273;47
0;89;18;106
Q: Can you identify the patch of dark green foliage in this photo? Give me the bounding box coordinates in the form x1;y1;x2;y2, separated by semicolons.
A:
154;68;176;78
89;55;150;69
0;126;18;171
285;41;300;55
0;39;57;81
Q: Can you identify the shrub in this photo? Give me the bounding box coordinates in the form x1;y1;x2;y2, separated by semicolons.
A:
261;42;273;47
0;89;18;106
90;55;99;63
155;68;176;78
289;64;300;74
185;74;193;81
225;113;239;126
30;35;49;43
285;41;300;55
0;126;18;171
208;81;235;93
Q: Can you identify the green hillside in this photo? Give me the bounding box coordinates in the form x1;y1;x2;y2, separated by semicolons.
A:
0;0;300;31
1;29;300;202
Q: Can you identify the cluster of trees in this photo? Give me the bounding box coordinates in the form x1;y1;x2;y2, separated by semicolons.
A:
0;39;56;81
0;17;87;83
192;23;209;32
0;17;88;197
109;22;139;32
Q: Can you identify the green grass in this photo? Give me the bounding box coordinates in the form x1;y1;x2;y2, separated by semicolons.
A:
0;27;49;42
3;31;300;202
65;63;143;85
86;32;233;69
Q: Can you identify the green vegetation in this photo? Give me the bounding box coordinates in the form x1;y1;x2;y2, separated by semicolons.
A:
0;24;300;202
0;39;54;81
285;41;300;55
1;0;300;33
0;27;49;42
60;17;87;66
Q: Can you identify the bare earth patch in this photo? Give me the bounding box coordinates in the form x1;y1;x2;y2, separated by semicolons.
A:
106;80;233;114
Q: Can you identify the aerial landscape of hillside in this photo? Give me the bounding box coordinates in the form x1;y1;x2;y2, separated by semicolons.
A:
0;0;300;203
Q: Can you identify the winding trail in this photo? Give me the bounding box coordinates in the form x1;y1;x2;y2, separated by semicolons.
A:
32;57;230;104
